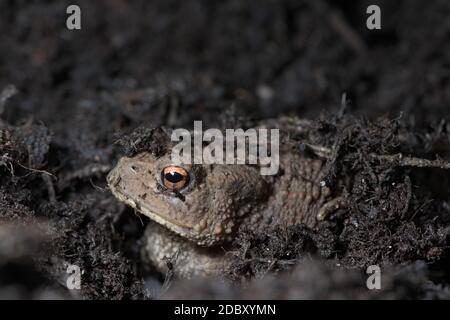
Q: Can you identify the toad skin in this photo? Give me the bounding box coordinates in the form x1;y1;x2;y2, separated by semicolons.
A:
107;134;342;278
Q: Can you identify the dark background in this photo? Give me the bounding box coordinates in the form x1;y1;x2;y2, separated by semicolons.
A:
1;0;449;124
0;0;449;299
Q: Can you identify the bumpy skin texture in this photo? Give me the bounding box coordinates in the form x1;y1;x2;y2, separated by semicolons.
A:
107;144;339;277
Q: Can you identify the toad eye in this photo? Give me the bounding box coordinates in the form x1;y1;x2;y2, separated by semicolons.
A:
161;166;190;191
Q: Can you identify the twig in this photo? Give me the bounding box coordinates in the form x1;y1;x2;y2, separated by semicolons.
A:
15;161;56;177
0;85;18;115
372;154;450;170
327;9;368;55
308;0;368;55
305;143;450;170
304;143;332;158
159;250;179;298
42;173;57;203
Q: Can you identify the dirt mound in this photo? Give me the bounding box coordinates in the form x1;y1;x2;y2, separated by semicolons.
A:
0;1;449;299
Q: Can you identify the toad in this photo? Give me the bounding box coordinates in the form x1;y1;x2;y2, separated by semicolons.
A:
107;126;343;278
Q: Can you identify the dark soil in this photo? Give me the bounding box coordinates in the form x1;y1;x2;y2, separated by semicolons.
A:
0;0;449;299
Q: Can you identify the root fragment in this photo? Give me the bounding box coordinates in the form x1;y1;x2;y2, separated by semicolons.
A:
306;143;450;170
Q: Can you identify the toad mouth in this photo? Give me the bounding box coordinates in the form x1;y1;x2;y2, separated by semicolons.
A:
109;184;195;235
140;203;194;231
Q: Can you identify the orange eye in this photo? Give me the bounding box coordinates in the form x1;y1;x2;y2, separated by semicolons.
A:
161;166;190;190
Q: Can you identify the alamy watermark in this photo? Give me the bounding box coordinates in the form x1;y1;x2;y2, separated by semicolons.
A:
66;5;81;30
366;265;381;290
65;4;381;31
366;5;381;30
170;121;279;176
66;264;82;290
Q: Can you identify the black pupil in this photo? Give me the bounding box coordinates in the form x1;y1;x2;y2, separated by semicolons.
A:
165;171;184;183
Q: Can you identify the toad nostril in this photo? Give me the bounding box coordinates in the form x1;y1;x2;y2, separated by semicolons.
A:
130;165;138;173
106;172;120;187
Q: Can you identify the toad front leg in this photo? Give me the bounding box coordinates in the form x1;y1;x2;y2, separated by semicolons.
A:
142;222;232;278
